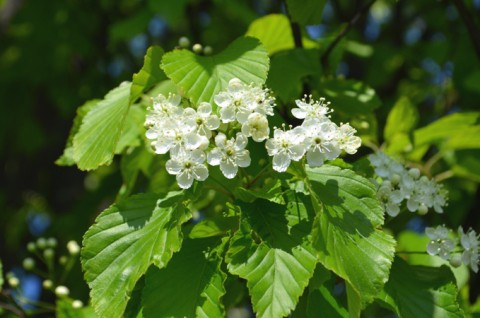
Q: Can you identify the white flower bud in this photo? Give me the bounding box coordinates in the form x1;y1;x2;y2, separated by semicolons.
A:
67;241;80;255
449;254;462;268
8;277;20;288
417;204;428;215
47;238;57;248
178;36;190;48
43;248;54;259
408;168;421;179
43;279;53;289
192;43;203;54
27;242;36;252
72;300;84;309
203;46;213;55
37;237;47;249
59;255;68;265
22;258;35;270
55;286;70;297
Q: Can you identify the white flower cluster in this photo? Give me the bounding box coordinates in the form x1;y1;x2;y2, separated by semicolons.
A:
426;225;479;273
265;96;361;172
145;78;273;189
369;152;448;217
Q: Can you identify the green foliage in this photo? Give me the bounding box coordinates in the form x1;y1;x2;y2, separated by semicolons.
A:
82;192;191;318
286;0;326;25
56;299;97;318
130;46;166;104
384;97;419;154
161;36;269;104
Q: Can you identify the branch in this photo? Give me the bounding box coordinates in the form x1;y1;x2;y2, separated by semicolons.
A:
321;0;376;70
451;0;480;61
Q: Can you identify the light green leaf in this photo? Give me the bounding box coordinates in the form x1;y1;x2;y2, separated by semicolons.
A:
267;49;321;102
286;0;326;25
187;216;238;239
227;195;317;318
142;236;228;318
245;14;317;55
114;105;145;154
130;46;166;103
56;298;97;318
55;100;98;166
384;97;418;153
72;82;132;171
306;165;395;306
346;283;362;318
161;36;269;104
316;79;381;115
82;192;191;318
378;257;464;318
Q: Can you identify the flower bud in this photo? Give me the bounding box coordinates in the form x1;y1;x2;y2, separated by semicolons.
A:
192;43;203;54
27;242;36;252
72;300;84;309
8;277;19;288
47;238;57;248
449;254;462;268
59;255;68;265
178;36;190;48
22;258;35;270
67;241;80;255
417;204;428;215
55;286;70;297
43;248;54;259
391;174;401;185
408;168;420;179
203;46;213;55
43;279;53;289
37;237;47;249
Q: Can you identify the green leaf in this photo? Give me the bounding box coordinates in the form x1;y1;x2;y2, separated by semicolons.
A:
306;165;395;306
448;149;480;182
55;99;98;166
130;46;166;103
72;82;132;171
118;146;154;199
378;257;464;318
115;105;145;154
316;79;381;116
82;192;191;318
161;36;269;104
286;0;326;25
267;49;321;102
142;236;228;318
384;97;418;153
227;195;317;318
187;216;238;239
245;14;317;55
56;299;97;318
124;277;145;318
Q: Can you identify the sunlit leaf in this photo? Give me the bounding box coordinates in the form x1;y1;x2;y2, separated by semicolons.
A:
82;192;191;318
161;36;269;104
384;97;418;154
130;46;166;103
142;236;228;318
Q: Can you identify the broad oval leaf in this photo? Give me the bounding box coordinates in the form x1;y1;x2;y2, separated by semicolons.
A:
130;46;166;103
82;192;191;318
307;165;395;306
73;82;132;171
378;257;464;318
161;36;269;104
142;237;227;318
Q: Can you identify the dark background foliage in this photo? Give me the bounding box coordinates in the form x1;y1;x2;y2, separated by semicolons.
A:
1;0;479;308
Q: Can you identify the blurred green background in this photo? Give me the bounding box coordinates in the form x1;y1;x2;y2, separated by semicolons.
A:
1;0;479;307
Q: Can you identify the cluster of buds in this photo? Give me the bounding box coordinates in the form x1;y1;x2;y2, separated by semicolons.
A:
426;225;479;273
145;79;361;189
369;152;448;217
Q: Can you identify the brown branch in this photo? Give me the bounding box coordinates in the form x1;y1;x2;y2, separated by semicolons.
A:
451;0;480;61
321;0;376;70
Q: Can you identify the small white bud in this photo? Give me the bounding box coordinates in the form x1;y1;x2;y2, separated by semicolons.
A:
391;174;401;185
22;258;35;270
43;248;54;259
37;237;47;249
27;242;36;252
417;204;428;215
59;255;68;265
55;285;70;297
43;279;53;289
8;277;20;288
72;300;84;309
192;43;203;54
178;36;190;48
449;254;462;268
408;168;421;179
47;238;57;248
203;46;213;55
67;241;80;255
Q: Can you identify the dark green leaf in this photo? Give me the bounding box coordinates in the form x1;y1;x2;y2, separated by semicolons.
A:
286;0;327;25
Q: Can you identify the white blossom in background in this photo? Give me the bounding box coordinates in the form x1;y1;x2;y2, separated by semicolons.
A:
265;126;306;172
166;148;209;189
459;227;479;273
368;152;448;216
425;225;455;260
207;133;251;179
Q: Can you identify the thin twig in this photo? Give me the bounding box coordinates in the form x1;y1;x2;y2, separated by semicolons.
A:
321;0;376;70
451;0;480;62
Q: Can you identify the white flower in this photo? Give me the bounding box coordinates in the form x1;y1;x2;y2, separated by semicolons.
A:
145;93;183;127
336;123;361;154
292;96;331;120
376;181;403;217
302;119;341;167
425;225;455;260
207;133;251;179
183;102;220;138
241;113;270;142
151;118;205;154
214;78;250;123
265;126;306;172
459;227;479;273
166;148;208;189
